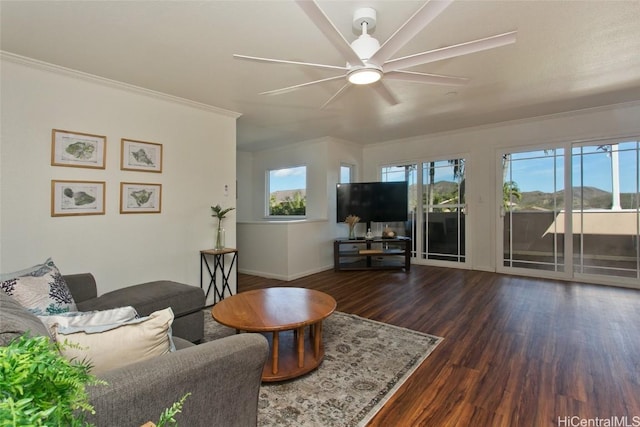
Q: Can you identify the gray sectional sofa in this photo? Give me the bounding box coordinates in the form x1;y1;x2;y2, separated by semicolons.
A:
64;273;206;342
1;275;270;427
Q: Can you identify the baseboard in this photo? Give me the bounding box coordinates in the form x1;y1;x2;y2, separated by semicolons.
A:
238;269;289;281
238;265;333;281
286;265;334;281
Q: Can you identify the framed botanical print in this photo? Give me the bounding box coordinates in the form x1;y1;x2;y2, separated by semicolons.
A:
51;180;106;217
120;182;162;214
121;139;163;173
51;129;106;169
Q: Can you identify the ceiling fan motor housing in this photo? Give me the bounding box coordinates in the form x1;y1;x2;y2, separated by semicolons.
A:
350;34;380;62
352;7;377;32
350;7;380;64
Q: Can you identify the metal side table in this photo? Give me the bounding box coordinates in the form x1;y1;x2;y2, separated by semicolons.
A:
200;248;238;304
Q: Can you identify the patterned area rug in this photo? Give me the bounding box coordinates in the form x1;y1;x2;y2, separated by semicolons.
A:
202;310;443;427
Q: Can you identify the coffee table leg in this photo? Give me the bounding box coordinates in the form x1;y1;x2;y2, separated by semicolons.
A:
313;322;322;359
297;326;305;368
272;331;279;374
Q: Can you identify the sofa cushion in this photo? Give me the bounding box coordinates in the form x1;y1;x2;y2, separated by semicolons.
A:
0;291;50;346
0;258;77;315
77;280;204;318
38;306;139;333
53;307;175;375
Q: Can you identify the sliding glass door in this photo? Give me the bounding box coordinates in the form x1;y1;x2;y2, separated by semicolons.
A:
501;138;640;283
422;160;466;263
572;141;640;278
382;158;466;266
502;149;565;271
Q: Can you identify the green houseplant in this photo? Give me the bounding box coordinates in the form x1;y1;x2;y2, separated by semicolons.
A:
0;335;105;426
211;204;235;250
1;334;190;427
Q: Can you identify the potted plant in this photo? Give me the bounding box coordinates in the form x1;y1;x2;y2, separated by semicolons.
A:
211;204;235;250
0;334;105;426
0;334;190;427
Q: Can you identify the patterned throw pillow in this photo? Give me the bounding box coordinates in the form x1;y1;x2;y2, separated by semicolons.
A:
0;258;77;315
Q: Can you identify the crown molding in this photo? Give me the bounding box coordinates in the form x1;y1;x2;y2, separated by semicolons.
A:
372;99;640;149
1;51;242;119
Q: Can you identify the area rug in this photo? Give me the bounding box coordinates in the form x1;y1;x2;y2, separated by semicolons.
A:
202;310;443;427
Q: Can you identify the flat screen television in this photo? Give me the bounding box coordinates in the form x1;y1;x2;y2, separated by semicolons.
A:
336;182;408;227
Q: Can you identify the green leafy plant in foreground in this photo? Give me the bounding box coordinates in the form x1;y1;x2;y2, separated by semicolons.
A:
0;335;106;427
155;393;191;427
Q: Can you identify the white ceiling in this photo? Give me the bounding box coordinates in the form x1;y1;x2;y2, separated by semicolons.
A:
2;1;640;151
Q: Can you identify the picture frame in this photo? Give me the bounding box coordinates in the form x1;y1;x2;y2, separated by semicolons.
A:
51;180;106;217
121;139;163;173
120;182;162;214
51;129;106;169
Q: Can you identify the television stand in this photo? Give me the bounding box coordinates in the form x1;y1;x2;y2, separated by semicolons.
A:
333;237;411;272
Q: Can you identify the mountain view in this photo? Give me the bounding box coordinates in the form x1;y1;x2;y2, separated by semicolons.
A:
272;184;637;210
427;182;637;210
517;187;637;210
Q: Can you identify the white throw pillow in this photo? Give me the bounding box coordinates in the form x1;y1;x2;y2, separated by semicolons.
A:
38;306;139;333
53;307;175;375
0;258;77;315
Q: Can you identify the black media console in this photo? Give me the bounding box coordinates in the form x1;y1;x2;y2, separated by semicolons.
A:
333;237;411;272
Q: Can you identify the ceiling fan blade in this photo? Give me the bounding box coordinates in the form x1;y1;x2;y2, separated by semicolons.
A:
384;31;517;72
233;54;347;72
295;0;364;67
259;75;346;96
320;83;352;110
385;70;468;86
369;0;453;67
371;81;399;106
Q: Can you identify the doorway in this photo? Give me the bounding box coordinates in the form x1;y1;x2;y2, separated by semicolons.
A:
500;139;640;284
382;158;467;266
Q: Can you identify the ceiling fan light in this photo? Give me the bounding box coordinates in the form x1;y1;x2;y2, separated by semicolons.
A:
348;68;382;85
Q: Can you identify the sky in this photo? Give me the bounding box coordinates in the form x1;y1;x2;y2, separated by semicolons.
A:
269;166;307;192
510;143;638;193
268;142;639;195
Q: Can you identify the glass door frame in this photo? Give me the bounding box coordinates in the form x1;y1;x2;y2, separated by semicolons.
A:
496;137;640;288
496;145;572;280
571;139;640;281
381;154;471;270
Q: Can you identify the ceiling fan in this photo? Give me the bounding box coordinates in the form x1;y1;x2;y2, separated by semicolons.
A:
234;0;517;109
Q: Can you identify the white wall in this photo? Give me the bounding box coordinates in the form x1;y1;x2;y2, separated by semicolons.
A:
236;150;253;222
0;54;240;299
236;137;363;279
242;137;330;220
362;101;640;272
237;219;331;280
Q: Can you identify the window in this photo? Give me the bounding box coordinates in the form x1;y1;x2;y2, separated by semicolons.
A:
340;164;353;183
267;166;306;216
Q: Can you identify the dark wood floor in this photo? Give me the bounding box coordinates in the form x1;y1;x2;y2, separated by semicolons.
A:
239;265;640;427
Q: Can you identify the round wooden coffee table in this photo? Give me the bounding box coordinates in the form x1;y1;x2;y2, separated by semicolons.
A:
211;287;336;382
